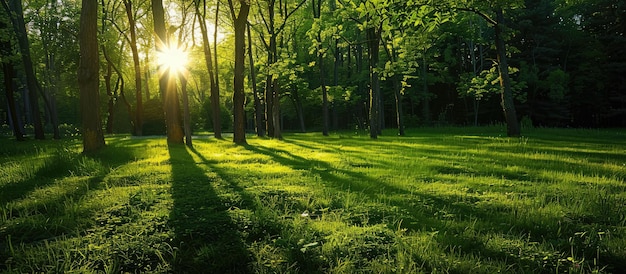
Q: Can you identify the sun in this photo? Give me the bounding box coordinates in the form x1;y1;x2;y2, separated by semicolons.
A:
157;44;189;76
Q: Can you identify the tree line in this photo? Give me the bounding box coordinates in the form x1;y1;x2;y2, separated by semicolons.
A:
1;0;624;151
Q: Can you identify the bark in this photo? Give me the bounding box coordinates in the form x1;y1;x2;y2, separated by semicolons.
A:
228;0;250;144
495;8;520;136
78;0;105;152
5;0;45;139
152;0;184;143
124;0;143;136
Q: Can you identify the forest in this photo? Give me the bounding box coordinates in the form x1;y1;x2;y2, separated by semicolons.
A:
1;1;626;273
1;0;624;147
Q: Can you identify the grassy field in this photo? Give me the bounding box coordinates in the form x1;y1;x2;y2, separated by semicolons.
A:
1;126;625;273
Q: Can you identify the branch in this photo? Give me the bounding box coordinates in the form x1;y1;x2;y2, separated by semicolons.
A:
227;0;236;20
275;0;307;35
108;18;132;45
248;21;270;50
255;0;271;33
456;7;496;26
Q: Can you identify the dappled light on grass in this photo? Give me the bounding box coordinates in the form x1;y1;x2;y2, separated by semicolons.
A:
1;127;625;273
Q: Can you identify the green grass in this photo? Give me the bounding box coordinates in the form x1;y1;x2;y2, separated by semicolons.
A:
1;126;625;273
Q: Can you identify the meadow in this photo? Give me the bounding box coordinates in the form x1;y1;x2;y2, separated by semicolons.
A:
1;126;625;273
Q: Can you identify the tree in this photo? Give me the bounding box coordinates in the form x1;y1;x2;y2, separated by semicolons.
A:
312;0;329;136
247;22;265;137
1;0;45;139
194;0;221;138
448;1;523;136
152;0;184;144
78;0;105;152
227;0;250;144
1;17;24;141
254;0;307;139
122;0;144;136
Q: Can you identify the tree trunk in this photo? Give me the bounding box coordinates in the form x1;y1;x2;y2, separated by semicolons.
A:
272;78;282;139
228;0;250;144
367;27;380;139
313;0;329;136
319;33;329;136
78;0;105;152
291;87;306;132
421;53;431;124
124;0;143;136
1;19;24;141
392;76;405;136
494;8;520;137
44;54;61;139
213;1;222;138
152;0;184;144
6;0;45;139
195;0;221;138
248;23;266;137
181;74;192;147
104;61;115;134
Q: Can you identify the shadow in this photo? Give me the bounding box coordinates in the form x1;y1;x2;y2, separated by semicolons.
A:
166;143;250;273
246;136;622;272
0;138;139;205
0;138;143;251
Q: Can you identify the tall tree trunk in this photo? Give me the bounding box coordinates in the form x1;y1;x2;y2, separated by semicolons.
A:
195;0;221;138
5;0;45;139
124;0;143;136
264;20;276;138
44;53;61;139
213;1;222;137
104;61;115;134
3;75;20;140
2;18;25;141
78;0;105;152
248;23;265;137
228;0;250;144
152;0;184;144
494;8;520;137
366;27;381;139
264;71;274;137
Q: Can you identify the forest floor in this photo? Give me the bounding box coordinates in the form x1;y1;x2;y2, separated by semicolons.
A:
1;126;625;273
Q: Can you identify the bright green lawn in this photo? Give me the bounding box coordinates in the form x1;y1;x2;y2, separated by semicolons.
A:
1;126;625;273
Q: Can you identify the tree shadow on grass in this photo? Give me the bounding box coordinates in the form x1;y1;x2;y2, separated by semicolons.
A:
245;139;613;272
166;143;250;273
